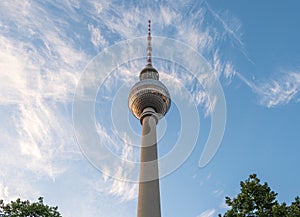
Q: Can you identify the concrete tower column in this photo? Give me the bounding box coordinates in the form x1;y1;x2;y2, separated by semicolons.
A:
137;107;161;217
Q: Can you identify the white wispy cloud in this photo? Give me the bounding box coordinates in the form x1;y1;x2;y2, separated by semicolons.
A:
88;23;108;49
0;0;88;203
0;170;40;202
213;189;224;197
197;209;216;217
237;71;300;107
203;1;300;107
257;72;300;107
212;49;237;80
204;1;243;46
94;122;139;202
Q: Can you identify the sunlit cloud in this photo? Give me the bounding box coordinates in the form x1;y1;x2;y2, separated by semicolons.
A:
0;0;88;203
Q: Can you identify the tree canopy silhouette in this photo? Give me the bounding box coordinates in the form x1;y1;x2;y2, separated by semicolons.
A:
219;174;300;217
0;197;61;217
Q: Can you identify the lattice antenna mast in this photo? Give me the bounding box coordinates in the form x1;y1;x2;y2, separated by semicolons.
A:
147;20;152;66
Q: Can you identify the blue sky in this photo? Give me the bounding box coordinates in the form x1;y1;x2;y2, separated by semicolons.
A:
0;0;300;217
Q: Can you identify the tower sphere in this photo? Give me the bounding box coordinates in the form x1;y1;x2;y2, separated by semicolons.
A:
128;20;171;121
128;66;171;120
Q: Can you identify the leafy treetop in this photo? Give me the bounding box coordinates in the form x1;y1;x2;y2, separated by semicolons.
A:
0;197;61;217
219;174;300;217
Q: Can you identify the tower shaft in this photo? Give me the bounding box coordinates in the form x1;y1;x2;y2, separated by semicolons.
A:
137;108;161;217
128;21;170;217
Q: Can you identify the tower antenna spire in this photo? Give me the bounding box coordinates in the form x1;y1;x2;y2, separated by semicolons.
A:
147;20;152;66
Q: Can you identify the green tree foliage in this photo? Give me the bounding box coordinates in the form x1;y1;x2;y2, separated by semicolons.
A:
0;197;61;217
219;174;300;217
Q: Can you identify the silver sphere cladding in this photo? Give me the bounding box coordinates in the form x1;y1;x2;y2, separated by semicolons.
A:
128;79;171;120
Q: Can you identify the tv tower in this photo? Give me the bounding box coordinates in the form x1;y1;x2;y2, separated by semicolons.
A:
128;20;171;217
